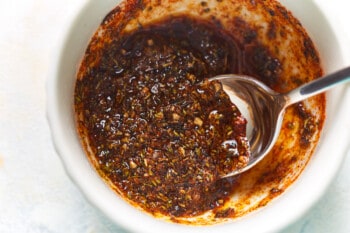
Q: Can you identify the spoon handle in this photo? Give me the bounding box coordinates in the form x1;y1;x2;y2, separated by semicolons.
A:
287;66;350;105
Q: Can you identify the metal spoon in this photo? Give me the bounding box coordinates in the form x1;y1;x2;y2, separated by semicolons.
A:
210;67;350;178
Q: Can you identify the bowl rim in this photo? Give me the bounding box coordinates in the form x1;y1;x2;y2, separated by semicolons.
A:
47;0;350;233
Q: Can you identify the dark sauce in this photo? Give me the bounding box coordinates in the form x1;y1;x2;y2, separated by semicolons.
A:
75;16;279;217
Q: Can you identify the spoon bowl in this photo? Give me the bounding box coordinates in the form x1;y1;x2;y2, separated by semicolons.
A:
210;75;287;177
212;66;350;177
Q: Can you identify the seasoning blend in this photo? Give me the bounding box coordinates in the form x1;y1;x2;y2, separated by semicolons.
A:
75;0;325;225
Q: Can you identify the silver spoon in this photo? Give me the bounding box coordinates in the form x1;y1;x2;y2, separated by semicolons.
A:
210;66;350;178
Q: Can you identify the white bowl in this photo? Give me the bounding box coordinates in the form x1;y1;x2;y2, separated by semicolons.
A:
47;0;349;232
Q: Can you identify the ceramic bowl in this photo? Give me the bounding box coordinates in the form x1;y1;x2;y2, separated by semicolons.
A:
47;0;349;232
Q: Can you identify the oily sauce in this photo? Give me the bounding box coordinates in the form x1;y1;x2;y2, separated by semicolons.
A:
75;0;325;225
75;17;251;217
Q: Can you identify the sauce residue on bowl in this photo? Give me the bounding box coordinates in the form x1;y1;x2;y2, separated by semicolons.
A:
74;0;325;225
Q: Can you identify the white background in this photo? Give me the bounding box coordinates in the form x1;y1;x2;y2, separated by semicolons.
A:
0;0;349;232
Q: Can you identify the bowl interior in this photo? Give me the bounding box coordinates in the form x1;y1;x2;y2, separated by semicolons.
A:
47;0;348;232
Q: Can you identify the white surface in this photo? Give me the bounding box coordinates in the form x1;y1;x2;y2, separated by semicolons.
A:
0;0;349;233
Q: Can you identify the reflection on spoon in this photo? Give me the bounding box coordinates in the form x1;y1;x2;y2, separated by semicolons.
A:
210;66;350;178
